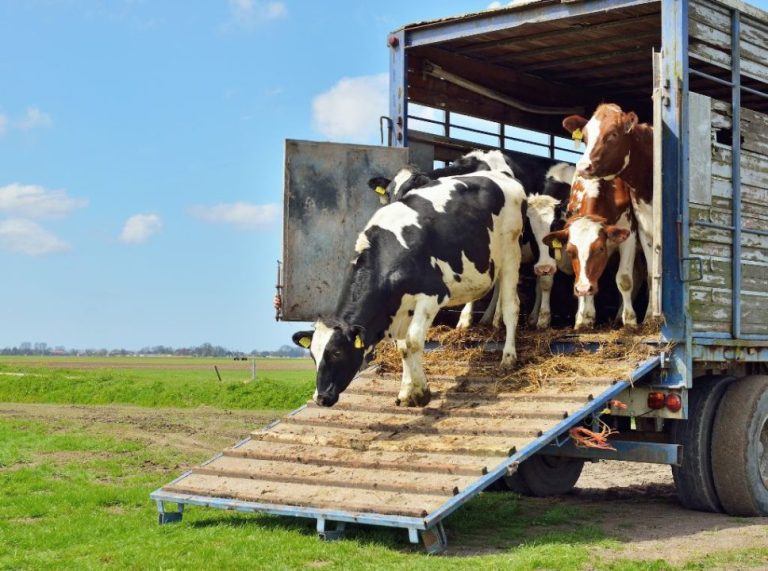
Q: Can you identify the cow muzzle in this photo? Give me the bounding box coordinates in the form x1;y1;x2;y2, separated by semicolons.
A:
534;264;556;276
315;393;339;407
574;283;597;297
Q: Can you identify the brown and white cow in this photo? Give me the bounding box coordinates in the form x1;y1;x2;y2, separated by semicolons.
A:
543;176;636;329
562;103;654;320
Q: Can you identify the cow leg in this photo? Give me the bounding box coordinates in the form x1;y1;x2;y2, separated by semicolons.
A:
479;285;500;326
499;241;522;367
575;295;596;330
396;296;439;407
616;234;638;328
528;278;542;326
535;274;554;329
638;227;654;322
456;302;473;330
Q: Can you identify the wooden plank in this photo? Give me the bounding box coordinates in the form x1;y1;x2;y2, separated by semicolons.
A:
254;423;524;457
164;473;445;518
690;287;768;334
336;391;583;417
224;440;506;477
320;396;569;421
283;407;547;438
195;456;474;496
689;42;768;84
689;255;768;291
690;0;731;35
689;15;768;68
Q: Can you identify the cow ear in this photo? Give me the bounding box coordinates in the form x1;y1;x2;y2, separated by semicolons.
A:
624;112;638;134
346;325;365;350
562;115;588;135
292;330;314;349
543;228;569;248
368;176;390;195
606;226;631;243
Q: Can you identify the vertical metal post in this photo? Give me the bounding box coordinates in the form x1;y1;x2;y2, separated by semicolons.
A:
660;0;688;341
500;122;505;151
731;9;742;339
651;50;664;318
388;30;407;147
549;134;555;159
660;0;691;387
445;110;451;139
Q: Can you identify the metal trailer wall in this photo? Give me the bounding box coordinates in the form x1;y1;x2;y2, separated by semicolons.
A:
687;0;768;341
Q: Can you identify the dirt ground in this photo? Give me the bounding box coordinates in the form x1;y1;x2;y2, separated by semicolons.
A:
3;402;767;565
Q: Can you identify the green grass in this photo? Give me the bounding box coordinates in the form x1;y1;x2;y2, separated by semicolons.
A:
0;416;623;570
0;359;315;410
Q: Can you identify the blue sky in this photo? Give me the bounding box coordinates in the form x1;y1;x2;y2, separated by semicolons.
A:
2;0;767;352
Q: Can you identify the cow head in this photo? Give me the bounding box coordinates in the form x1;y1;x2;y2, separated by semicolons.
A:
563;104;639;180
367;168;431;205
292;321;366;407
526;194;563;276
458;149;516;176
543;216;630;296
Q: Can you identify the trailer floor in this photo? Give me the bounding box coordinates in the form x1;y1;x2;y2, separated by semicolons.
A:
152;337;661;552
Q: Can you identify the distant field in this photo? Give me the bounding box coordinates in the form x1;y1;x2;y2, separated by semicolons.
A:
0;356;315;411
0;355;314;370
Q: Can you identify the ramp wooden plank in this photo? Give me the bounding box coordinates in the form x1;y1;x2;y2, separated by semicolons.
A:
254;423;524;457
196;456;475;496
224;440;506;476
332;392;580;418
285;406;547;438
164;473;445;518
345;383;604;403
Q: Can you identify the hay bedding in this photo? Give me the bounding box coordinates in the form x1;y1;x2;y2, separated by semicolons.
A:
370;321;665;394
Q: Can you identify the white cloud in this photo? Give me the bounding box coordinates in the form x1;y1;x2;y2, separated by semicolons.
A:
0;183;88;219
120;213;162;244
17;107;53;131
226;0;286;29
0;114;7;137
0;219;69;256
189;202;278;230
312;73;388;142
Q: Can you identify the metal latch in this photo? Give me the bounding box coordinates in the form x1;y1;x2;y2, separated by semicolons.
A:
680;256;703;282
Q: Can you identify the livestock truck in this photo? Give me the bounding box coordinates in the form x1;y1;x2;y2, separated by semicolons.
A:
153;0;768;552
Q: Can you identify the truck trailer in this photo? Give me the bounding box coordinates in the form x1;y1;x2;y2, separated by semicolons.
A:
153;0;768;552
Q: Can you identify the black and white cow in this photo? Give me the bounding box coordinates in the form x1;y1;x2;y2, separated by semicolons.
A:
294;150;526;407
369;150;576;329
524;162;576;328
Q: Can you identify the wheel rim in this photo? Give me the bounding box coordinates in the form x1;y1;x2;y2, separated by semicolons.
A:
760;416;768;489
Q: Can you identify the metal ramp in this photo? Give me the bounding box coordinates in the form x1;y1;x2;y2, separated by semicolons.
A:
151;354;661;553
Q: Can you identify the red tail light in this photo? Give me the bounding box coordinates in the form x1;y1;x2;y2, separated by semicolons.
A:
648;391;665;409
665;392;683;413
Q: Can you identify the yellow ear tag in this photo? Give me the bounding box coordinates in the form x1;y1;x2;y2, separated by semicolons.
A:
354;335;364;349
374;186;387;195
298;337;311;349
552;238;563;262
572;128;583;150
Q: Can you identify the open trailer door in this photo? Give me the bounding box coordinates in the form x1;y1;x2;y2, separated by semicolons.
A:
281;140;415;321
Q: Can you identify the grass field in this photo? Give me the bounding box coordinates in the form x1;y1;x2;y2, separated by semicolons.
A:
2;357;767;569
0;356;315;411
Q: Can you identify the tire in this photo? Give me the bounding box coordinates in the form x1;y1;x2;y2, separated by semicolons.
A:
501;468;532;495
503;455;584;496
670;374;735;512
711;375;768;516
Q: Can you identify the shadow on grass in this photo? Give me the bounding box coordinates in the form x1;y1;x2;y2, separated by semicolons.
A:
182;489;604;556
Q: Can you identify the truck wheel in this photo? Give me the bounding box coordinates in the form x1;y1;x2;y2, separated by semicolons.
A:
670;374;735;512
711;375;768;516
504;455;584;496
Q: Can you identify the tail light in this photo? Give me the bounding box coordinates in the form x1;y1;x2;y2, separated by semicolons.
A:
665;392;683;413
647;391;683;412
647;391;665;409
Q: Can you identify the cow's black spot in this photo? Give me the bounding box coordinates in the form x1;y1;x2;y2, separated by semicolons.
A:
407;310;414;316
453;274;461;283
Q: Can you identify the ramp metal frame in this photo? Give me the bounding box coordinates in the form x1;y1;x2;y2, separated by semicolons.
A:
151;356;660;553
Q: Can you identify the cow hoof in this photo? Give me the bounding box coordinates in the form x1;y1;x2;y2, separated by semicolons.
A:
397;388;432;407
500;353;517;368
536;315;551;330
